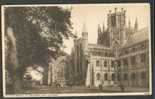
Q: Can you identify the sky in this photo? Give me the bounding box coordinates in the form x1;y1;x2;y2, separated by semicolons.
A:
62;3;150;54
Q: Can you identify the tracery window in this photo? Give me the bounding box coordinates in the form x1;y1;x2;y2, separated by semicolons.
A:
131;73;136;80
96;60;100;66
111;61;115;68
96;73;101;80
140;53;146;63
111;73;115;81
104;73;108;80
130;56;136;65
123;58;128;67
141;71;146;79
104;60;107;67
124;73;128;80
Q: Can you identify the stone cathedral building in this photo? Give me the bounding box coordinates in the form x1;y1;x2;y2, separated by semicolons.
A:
71;8;150;89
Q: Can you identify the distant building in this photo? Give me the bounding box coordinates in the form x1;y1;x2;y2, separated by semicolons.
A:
48;56;67;87
118;27;149;87
70;25;89;85
72;8;150;89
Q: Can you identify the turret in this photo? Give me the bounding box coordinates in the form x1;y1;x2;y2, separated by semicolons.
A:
102;22;105;32
82;23;88;55
97;24;102;44
107;10;112;27
98;24;102;34
128;19;131;29
134;18;138;32
122;8;126;25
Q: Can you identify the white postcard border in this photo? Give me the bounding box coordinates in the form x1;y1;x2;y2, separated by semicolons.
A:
1;3;152;97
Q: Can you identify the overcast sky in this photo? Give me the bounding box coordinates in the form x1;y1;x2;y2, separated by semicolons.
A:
62;3;150;54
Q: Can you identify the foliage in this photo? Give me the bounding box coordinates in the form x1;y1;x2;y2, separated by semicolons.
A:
5;6;73;67
5;6;74;91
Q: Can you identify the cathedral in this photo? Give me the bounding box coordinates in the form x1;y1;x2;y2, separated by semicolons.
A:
71;8;150;89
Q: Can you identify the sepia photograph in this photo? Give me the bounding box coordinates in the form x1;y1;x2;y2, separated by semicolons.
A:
1;3;152;97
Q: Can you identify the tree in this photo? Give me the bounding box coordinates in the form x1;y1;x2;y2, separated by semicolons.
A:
4;6;74;93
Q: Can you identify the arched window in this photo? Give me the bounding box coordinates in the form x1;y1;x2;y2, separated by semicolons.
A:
104;73;108;80
105;52;108;56
117;74;120;80
140;53;146;63
111;61;115;68
124;73;128;80
131;73;136;80
131;56;136;65
141;71;146;79
125;50;128;54
96;73;101;80
96;60;100;66
123;58;128;66
117;60;121;67
104;61;107;67
111;73;115;81
58;68;63;77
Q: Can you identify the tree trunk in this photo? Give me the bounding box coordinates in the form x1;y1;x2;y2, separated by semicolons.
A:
7;27;21;93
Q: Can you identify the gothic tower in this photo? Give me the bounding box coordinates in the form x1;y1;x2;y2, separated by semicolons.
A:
82;23;88;55
97;22;110;47
107;8;126;57
134;18;138;32
97;24;102;44
81;23;89;85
